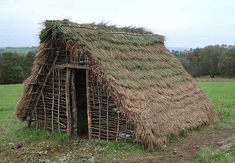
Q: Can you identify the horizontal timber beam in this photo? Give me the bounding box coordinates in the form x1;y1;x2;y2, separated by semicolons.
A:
55;64;88;69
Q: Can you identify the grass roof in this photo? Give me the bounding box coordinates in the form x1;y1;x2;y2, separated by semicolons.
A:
40;20;164;51
16;20;215;150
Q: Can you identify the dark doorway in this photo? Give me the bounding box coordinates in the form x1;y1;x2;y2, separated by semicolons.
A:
74;69;88;137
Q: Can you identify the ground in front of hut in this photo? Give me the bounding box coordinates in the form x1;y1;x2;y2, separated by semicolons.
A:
0;81;235;162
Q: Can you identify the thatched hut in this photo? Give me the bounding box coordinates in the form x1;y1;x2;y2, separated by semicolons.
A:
16;20;215;150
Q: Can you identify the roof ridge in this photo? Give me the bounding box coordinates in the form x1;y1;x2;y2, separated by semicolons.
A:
103;31;164;37
45;19;164;38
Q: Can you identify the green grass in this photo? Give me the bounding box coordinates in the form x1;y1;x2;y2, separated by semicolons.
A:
94;140;145;160
194;81;235;162
95;140;144;152
0;84;22;109
0;84;23;142
0;84;68;143
198;82;235;129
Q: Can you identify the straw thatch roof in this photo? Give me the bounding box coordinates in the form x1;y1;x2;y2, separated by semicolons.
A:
16;20;216;150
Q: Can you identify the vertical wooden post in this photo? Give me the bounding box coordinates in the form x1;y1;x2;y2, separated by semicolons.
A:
97;81;101;139
57;69;61;132
106;90;109;141
90;77;96;139
51;44;54;132
66;68;72;135
35;109;38;130
89;74;96;138
65;47;68;63
125;119;128;142
51;70;54;131
71;70;78;136
116;112;120;141
42;93;46;130
86;69;91;140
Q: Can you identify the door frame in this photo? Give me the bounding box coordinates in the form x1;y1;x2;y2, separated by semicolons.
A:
70;68;90;138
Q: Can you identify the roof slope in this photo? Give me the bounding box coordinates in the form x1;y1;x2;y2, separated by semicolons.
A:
16;20;216;150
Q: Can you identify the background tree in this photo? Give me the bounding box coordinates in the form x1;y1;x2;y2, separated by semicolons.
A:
0;53;24;84
186;48;201;77
198;45;224;78
21;52;35;79
218;47;235;77
171;45;235;78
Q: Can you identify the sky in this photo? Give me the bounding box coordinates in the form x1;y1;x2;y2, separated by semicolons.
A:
0;0;234;48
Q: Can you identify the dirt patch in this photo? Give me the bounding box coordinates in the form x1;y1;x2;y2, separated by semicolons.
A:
0;140;105;162
0;128;234;162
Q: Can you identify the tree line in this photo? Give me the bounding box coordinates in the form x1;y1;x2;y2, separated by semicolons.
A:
0;52;34;84
172;45;235;78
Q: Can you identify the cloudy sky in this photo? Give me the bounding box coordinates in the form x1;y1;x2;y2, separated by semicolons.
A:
0;0;234;48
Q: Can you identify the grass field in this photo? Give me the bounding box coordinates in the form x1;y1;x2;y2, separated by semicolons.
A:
195;81;235;163
0;84;23;143
199;82;235;128
0;81;234;162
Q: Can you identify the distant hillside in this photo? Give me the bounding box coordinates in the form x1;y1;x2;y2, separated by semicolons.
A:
0;47;37;54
